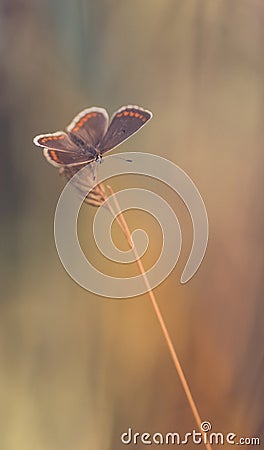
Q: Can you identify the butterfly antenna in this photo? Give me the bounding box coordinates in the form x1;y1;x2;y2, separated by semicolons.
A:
112;155;133;163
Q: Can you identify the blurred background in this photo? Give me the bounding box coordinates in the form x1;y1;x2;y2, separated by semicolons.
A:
0;0;263;448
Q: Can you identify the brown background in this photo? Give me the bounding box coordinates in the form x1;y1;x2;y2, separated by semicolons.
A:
0;1;263;448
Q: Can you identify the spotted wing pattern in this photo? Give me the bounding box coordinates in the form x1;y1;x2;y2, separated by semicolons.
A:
99;105;152;154
33;132;79;152
67;107;109;147
34;131;94;167
43;148;95;167
33;105;153;168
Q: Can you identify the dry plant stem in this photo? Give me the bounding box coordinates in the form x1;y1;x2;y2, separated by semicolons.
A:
99;189;128;236
106;185;212;450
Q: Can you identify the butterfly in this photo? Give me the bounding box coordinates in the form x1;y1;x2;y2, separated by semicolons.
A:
33;105;152;167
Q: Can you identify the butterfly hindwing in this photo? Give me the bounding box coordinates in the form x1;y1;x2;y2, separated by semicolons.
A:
67;107;109;147
99;105;152;154
43;149;95;167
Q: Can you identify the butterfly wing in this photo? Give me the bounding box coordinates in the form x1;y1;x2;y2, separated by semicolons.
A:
33;132;94;167
33;131;79;152
66;107;109;147
43;148;95;167
99;105;152;154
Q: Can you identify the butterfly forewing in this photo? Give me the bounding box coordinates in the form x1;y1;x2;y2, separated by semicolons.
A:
67;107;109;147
33;132;79;152
99;106;152;154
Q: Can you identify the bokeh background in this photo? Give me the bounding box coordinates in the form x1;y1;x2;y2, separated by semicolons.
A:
1;0;263;448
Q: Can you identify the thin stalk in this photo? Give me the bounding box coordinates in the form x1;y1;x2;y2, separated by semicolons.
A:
106;185;212;450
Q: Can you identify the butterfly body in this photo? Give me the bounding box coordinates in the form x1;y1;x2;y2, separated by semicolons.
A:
33;105;152;168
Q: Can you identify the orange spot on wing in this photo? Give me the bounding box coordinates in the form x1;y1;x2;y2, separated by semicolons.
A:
123;111;129;116
73;112;98;132
138;114;146;122
42;135;64;143
50;150;60;162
